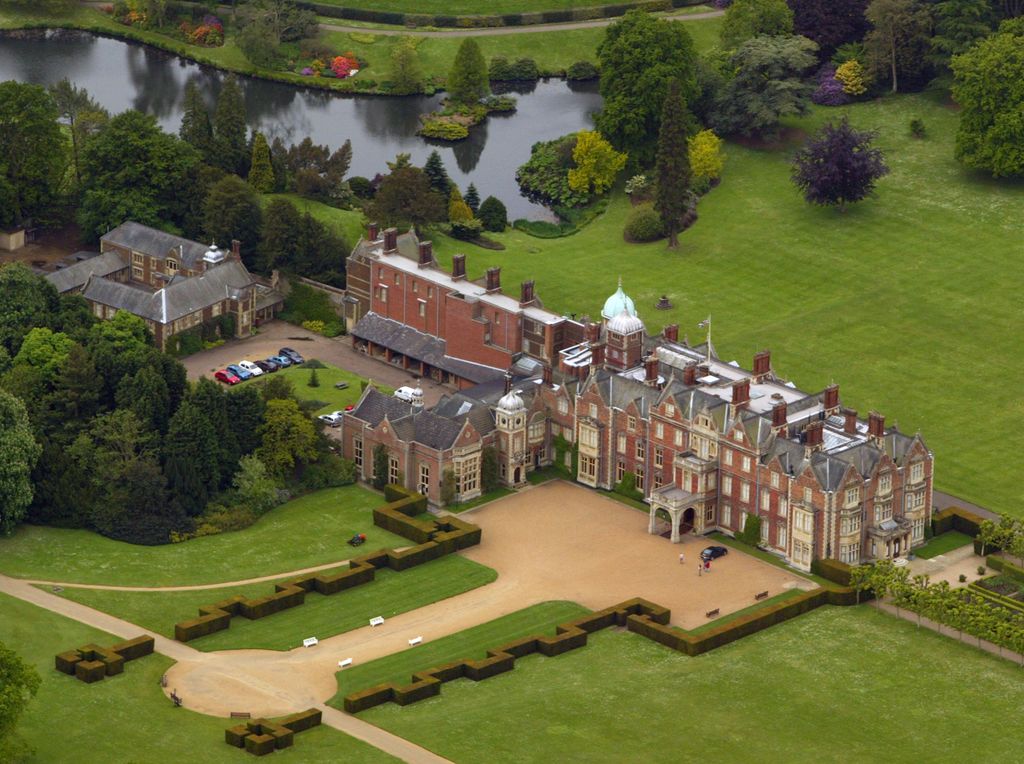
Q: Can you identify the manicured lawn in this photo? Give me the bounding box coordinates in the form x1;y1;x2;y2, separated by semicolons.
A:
49;555;497;652
914;531;975;559
0;485;400;586
361;605;1024;762
424;93;1024;517
329;601;590;705
262;193;366;248
251;360;392;415
0;593;398;763
312;0;709;12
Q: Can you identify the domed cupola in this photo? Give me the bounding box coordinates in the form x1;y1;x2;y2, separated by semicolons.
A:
607;308;645;336
601;277;637;321
497;389;526;414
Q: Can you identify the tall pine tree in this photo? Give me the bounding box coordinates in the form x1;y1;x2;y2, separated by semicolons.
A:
180;81;213;162
248;131;275;193
447;39;489;105
423;150;452;194
654;79;692;249
163;400;221;516
213;76;248;175
464;183;480;214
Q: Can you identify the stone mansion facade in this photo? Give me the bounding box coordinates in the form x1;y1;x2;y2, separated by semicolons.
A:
340;225;934;571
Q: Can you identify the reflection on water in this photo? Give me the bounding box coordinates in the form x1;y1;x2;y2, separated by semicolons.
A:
0;29;603;220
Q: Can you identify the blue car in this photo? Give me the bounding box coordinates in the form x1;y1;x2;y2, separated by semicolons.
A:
269;354;292;368
226;363;252;380
279;347;304;364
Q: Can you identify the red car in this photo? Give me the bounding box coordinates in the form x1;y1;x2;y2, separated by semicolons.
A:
214;369;241;385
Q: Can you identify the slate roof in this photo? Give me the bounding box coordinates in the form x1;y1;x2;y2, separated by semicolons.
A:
45;252;126;294
81;260;254;324
351;312;506;385
349;386;413;426
390;410;465;450
101;221;210;268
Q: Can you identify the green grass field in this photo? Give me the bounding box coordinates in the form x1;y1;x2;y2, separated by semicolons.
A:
360;605;1024;762
0;593;398;764
423;93;1024;516
913;531;975;559
248;359;393;415
0;485;398;586
329;600;589;704
47;555;497;651
312;0;710;13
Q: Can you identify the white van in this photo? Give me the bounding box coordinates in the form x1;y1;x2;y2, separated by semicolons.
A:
394;386;417;403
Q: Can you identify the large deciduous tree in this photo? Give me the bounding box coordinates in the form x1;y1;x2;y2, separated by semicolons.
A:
0;641;40;764
0;264;62;357
0;81;67;228
366;164;447;230
258;398;319;478
864;0;933;92
596;10;698;169
203;174;263;261
447;39;489;105
0;389;41;536
163;400;221;516
78;110;198;241
567;130;628;195
654;79;693;249
390;37;424;96
953;22;1024;176
213;76;249;175
713;35;818;138
721;0;795;49
791;117;889;209
788;0;870;59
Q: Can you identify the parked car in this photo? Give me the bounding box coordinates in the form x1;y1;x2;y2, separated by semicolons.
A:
334;381;349;390
214;369;241;385
269;354;292;367
345;404;355;411
226;364;252;381
394;386;417;402
318;411;345;427
701;545;729;561
279;347;304;364
254;359;279;373
237;360;264;377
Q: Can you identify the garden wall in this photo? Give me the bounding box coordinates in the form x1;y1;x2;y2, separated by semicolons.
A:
175;485;481;642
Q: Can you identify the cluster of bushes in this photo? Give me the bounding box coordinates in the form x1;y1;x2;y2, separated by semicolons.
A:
418;117;470;141
293;0;702;27
107;1;224;46
280;283;339;327
166;314;236;357
225;708;322;756
623;202;664;243
516;134;591;209
566;60;600;81
54;636;155;684
489;57;539;82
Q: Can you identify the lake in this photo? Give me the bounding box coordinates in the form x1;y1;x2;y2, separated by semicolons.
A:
0;29;604;220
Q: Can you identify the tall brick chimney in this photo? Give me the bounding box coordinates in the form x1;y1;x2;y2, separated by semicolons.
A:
542;364;552;386
485;266;501;293
585;321;600;345
823;384;840;413
417;241;433;267
753;350;771;380
843;408;858;435
591;343;604;367
683;364;697;386
520;280;535;306
368;222;379;241
868;411;885;442
663;324;679;343
451;254;466;280
732;378;750;406
231;239;241;262
772;399;787;430
383;228;398;253
644;355;659;386
805;420;824;450
504;371;512;395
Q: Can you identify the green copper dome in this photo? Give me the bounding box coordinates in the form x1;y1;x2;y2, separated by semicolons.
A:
601;279;637;320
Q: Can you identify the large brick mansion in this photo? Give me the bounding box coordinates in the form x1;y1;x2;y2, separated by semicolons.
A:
340;225;934;570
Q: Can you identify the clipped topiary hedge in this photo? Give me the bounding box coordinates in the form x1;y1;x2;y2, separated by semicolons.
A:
226;711;321;755
55;636;154;683
810;558;853;587
932;505;986;539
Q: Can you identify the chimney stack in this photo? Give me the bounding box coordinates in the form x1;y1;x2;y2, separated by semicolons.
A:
451;254;466;280
383;227;398;253
231;239;241;261
585;321;600;345
868;411;885;441
753;350;771;380
823;384;840;413
504;371;512;395
485;266;501;293
805;420;824;450
591;343;605;368
644;355;659;386
843;408;858;435
732;378;750;406
368;222;380;241
772;399;787;430
542;364;553;387
417;241;433;267
663;324;679;343
683;364;697;386
520;280;535;306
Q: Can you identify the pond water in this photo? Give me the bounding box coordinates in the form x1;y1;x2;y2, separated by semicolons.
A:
0;30;603;220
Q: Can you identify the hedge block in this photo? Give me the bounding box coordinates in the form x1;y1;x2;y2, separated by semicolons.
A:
244;734;276;756
811;558;853;586
111;635;155;661
75;659;107;683
465;652;515;680
55;650;82;675
395;677;442;705
279;708;322;733
226;724;249;747
344;684;396;714
537;626;587;656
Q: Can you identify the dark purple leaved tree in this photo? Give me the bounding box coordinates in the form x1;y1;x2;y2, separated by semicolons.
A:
791;117;889;210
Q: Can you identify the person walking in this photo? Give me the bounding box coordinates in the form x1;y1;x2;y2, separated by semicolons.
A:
697;561;702;577
679;551;685;565
704;558;711;574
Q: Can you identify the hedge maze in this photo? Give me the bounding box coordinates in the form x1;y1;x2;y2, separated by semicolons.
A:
175;485;482;642
54;635;155;683
225;708;322;756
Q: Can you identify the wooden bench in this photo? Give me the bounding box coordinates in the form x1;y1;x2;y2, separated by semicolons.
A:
230;711;251;719
755;591;769;601
705;608;720;619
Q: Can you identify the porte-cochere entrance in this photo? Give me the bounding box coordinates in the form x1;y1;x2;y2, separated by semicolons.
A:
648;486;708;544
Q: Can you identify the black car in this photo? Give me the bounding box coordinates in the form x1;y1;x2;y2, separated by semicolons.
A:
701;545;729;561
255;359;279;373
279;347;304;364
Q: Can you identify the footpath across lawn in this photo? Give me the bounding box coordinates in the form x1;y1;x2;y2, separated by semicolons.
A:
360;605;1024;763
48;555;497;652
0;593;397;764
0;485;398;587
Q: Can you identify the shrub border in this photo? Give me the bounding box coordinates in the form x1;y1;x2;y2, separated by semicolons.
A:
54;635;155;683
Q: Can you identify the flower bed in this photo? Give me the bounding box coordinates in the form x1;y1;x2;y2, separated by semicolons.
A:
106;3;223;47
297;54;361;80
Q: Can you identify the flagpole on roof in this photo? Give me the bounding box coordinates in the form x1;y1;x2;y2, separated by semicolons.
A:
697;315;712;363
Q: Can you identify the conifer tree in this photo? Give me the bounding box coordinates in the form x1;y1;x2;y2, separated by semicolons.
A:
390;37;424;96
248;132;275;193
447;39;489;105
464;183;480;214
423;150;451;194
213;76;248;175
179;81;213;161
654;79;692;249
